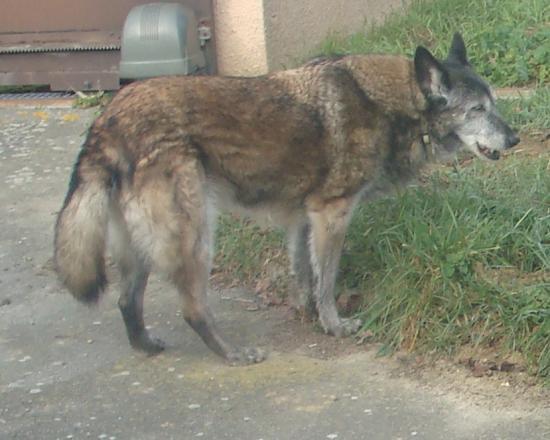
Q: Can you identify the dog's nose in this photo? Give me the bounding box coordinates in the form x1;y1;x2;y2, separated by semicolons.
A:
506;132;520;149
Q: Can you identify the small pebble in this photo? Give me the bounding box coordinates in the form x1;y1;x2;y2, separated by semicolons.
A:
29;388;41;394
351;396;359;400
327;434;338;439
243;417;251;422
167;367;175;372
188;404;201;410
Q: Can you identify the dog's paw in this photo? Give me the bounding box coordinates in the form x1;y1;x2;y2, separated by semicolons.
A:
130;332;166;356
325;318;363;338
341;318;363;336
226;347;267;366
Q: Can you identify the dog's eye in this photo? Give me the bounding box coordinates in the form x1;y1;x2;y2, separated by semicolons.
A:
472;104;485;112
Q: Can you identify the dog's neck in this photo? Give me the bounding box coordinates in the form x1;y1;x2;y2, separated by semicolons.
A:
342;55;439;165
342;55;427;118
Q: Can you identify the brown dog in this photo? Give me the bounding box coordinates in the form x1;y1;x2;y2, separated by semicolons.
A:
54;33;518;364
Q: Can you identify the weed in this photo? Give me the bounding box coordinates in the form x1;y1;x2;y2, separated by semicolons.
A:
73;91;112;109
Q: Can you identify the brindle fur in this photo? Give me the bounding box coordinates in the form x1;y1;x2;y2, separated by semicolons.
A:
54;34;518;364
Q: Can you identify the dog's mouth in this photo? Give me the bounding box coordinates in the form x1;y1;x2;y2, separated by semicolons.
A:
476;143;500;160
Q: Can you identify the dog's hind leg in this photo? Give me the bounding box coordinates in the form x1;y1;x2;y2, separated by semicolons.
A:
118;261;164;354
143;154;265;364
174;236;265;364
110;204;164;355
307;197;362;337
287;221;317;319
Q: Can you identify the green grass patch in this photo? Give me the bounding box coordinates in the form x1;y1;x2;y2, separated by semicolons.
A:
73;91;113;109
215;215;286;282
319;0;549;87
341;155;549;378
214;154;550;379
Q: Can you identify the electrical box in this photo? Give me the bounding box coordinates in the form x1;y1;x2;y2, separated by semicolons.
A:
119;3;206;79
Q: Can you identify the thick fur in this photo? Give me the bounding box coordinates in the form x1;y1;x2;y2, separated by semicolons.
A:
54;148;111;302
54;34;518;363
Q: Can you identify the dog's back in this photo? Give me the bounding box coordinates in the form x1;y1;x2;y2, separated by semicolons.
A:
54;34;518;363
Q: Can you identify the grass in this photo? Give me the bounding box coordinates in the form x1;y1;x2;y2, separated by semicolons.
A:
497;86;550;131
319;0;549;87
340;156;549;377
215;152;550;379
214;0;549;380
215;215;286;283
73;91;113;109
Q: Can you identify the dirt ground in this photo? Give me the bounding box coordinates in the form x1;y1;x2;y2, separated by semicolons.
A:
0;105;549;440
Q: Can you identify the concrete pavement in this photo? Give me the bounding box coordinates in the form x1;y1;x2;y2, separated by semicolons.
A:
1;106;548;440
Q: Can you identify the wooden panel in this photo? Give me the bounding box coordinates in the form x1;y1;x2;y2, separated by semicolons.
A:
0;0;213;33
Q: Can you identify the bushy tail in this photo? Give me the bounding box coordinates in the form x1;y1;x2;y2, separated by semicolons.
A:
54;150;112;303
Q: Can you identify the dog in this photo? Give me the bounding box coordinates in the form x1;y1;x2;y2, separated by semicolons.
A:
54;33;519;364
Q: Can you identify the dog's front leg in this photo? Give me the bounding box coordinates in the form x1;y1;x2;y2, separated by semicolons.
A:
286;221;317;319
307;197;362;337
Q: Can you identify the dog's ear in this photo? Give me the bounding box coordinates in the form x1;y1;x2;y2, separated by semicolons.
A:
414;46;451;105
447;32;469;66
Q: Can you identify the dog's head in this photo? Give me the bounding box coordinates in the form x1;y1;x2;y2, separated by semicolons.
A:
414;33;519;160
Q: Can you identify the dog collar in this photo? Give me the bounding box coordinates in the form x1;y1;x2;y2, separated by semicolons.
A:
420;133;436;161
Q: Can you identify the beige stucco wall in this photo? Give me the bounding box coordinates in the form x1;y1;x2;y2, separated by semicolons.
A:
212;0;268;76
213;0;408;76
263;0;407;71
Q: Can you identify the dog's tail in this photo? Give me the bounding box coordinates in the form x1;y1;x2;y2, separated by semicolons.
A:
54;134;116;303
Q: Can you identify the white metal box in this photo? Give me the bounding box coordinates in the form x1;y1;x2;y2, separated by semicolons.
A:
119;3;205;79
